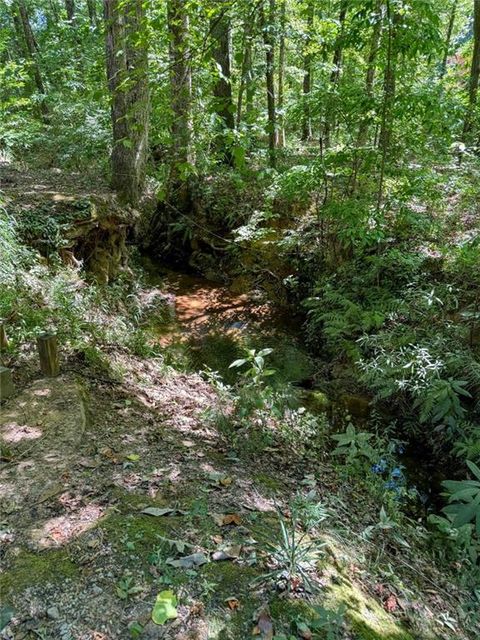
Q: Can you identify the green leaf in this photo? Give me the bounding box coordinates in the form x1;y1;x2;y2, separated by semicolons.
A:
152;590;178;625
229;359;246;368
467;460;480;482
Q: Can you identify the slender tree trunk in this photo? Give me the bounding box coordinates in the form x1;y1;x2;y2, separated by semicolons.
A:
236;16;254;126
87;0;98;26
168;0;193;207
211;1;235;163
261;0;277;168
323;1;347;149
65;0;75;22
440;0;457;78
301;0;314;142
356;2;383;148
16;0;49;120
377;2;398;211
104;0;149;206
462;0;480;141
277;0;286;147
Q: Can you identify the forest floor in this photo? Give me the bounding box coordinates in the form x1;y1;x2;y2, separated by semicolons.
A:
0;165;477;640
0;284;474;640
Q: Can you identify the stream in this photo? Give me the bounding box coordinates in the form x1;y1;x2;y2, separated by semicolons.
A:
141;258;445;515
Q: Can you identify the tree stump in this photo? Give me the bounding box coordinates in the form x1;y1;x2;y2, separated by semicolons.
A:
37;333;60;377
0;366;14;401
0;320;8;351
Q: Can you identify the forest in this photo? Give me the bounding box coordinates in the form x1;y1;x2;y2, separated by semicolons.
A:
1;0;480;638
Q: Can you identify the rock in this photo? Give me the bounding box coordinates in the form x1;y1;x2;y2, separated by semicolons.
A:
229;275;253;295
92;585;103;595
339;393;371;419
301;390;330;414
47;606;60;620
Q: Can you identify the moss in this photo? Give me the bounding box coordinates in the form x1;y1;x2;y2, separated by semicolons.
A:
0;549;78;597
326;576;414;640
302;390;331;414
200;562;261;640
100;512;180;550
254;472;283;492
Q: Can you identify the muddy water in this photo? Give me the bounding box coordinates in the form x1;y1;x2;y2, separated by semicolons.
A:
139;257;312;386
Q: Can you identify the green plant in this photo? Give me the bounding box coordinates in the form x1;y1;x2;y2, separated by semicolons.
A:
116;575;143;600
442;461;480;535
331;424;376;465
229;347;276;386
258;505;325;592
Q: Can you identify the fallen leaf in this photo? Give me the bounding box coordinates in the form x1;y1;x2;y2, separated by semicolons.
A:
225;597;240;610
296;621;312;639
141;507;176;517
126;454;140;461
211;534;223;544
152;590;178;625
253;608;273;639
384;594;398;613
212;545;242;561
213;513;242;527
219;476;233;487
166;553;209;569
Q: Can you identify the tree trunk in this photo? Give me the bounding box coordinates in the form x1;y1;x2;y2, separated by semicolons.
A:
463;0;480;141
323;0;347;149
65;0;75;22
236;15;254;126
104;0;149;206
301;0;314;142
211;1;235;163
261;0;277;168
16;0;49;120
440;0;457;78
377;2;399;211
277;0;286;147
168;0;193;208
356;2;383;148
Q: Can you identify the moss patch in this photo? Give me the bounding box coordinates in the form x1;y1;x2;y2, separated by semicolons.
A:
326;576;414;640
0;549;78;598
253;472;283;492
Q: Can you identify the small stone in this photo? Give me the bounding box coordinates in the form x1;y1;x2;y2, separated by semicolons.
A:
92;585;103;595
47;606;60;620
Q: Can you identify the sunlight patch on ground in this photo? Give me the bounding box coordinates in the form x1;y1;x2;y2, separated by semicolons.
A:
31;503;105;548
1;422;42;443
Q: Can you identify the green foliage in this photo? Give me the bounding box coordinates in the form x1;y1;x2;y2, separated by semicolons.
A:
442;461;480;535
331;424;376;464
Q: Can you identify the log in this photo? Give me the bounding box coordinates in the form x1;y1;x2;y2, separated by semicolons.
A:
0;366;14;401
36;332;60;377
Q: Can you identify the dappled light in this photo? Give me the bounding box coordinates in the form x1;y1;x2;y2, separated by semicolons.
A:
1;0;479;637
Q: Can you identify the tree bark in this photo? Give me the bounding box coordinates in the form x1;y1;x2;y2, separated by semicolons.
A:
211;1;235;163
463;0;480;140
440;0;457;78
104;0;149;206
236;15;254;126
277;0;286;147
168;0;194;209
65;0;75;22
16;0;49;120
261;0;277;168
301;0;314;142
377;1;399;211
